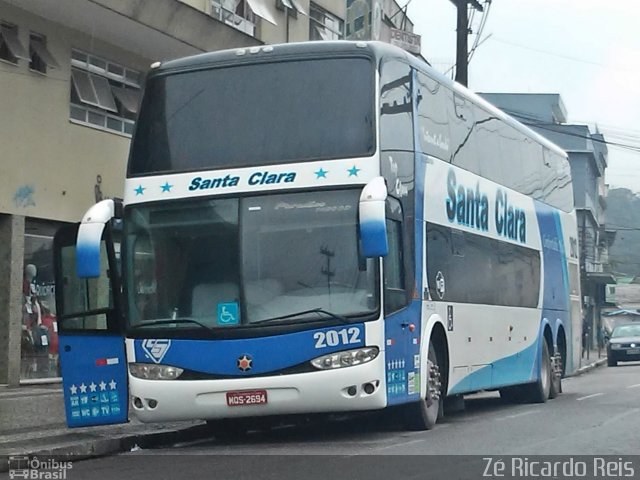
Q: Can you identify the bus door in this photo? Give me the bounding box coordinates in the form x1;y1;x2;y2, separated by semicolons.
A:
54;221;128;427
382;197;422;405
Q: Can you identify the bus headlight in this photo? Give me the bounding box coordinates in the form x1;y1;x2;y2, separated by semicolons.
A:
129;363;184;380
610;343;623;350
311;347;379;370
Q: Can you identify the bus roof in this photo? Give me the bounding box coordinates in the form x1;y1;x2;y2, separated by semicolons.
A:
149;40;567;160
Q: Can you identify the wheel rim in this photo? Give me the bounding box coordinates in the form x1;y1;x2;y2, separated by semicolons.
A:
426;358;442;408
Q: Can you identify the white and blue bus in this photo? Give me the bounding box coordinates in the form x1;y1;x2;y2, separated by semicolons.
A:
54;41;581;432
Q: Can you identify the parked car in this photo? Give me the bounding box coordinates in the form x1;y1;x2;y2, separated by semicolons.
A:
607;323;640;366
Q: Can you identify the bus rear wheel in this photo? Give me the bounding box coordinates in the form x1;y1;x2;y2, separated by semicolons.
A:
549;349;562;399
403;341;443;430
500;340;553;403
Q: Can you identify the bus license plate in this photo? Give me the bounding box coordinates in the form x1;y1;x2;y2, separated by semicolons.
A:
226;390;268;407
627;349;640;355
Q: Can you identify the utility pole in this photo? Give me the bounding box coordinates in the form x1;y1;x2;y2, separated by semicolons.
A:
449;0;483;87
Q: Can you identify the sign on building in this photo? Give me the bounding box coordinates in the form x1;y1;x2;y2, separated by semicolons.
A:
389;28;421;55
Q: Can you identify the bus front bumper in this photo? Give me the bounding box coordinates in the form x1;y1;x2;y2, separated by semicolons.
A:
129;356;387;422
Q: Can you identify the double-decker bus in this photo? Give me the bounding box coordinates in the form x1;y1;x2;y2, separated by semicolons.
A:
54;41;581;432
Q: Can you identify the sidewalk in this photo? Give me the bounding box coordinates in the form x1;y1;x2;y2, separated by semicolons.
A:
1;354;609;469
0;384;210;472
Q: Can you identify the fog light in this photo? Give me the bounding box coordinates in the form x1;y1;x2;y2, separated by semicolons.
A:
132;397;143;409
147;399;158;409
363;383;375;395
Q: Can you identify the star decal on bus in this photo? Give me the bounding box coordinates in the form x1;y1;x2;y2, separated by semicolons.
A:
134;185;145;196
315;168;328;179
237;354;253;372
347;166;361;177
160;182;173;192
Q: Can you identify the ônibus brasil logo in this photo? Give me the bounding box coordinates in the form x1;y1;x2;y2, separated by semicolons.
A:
141;339;172;364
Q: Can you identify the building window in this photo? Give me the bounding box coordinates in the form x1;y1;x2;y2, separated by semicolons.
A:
0;22;28;64
22;228;63;380
70;49;141;136
29;33;58;74
211;0;258;36
309;3;344;40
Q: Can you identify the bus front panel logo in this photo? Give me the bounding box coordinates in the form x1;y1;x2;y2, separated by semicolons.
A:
141;339;172;364
237;355;253;372
435;271;446;300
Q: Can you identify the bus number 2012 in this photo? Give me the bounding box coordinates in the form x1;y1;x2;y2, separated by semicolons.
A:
314;328;361;349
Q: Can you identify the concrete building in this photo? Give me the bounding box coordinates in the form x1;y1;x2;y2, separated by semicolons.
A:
0;0;347;386
345;0;420;55
480;93;616;361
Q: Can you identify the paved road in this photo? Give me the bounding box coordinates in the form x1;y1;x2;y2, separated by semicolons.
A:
68;362;640;479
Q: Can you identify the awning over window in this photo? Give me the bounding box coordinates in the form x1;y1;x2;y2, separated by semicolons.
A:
586;272;617;285
1;25;29;60
31;38;59;69
313;24;329;41
71;69;118;112
112;86;140;114
290;0;307;15
246;0;278;25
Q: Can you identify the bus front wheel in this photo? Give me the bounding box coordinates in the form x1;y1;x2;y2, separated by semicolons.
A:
403;341;443;430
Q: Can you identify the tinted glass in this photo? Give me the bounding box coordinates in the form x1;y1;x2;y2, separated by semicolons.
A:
124;190;378;330
426;223;540;307
379;60;414;152
129;57;375;175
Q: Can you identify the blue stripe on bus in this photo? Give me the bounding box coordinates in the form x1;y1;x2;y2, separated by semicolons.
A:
132;323;365;376
448;340;538;394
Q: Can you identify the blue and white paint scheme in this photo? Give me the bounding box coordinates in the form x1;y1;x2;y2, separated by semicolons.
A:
76;199;115;278
359;176;389;258
422;160;577;395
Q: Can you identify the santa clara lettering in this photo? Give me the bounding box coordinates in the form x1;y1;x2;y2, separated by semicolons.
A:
445;169;527;243
189;175;240;190
495;188;526;243
188;171;296;191
446;169;489;232
248;171;296;185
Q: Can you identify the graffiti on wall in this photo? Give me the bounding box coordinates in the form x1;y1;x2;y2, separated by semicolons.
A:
14;185;36;208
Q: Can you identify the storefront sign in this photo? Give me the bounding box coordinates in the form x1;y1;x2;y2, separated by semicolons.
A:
389;28;421;55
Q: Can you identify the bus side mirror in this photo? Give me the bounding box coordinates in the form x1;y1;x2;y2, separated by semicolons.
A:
359;177;388;258
76;199;119;278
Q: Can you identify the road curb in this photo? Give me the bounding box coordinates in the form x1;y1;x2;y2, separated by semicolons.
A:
571;357;608;376
0;423;212;472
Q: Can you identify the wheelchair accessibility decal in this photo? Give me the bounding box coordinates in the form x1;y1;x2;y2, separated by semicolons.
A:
217;302;240;326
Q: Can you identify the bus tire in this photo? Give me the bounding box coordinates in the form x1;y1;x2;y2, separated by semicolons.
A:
403;341;443;430
549;348;562;399
523;340;552;403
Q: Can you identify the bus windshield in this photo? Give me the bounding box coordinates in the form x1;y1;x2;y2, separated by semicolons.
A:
128;57;375;176
125;189;378;330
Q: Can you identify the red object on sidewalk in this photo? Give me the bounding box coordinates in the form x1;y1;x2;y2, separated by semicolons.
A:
40;313;58;355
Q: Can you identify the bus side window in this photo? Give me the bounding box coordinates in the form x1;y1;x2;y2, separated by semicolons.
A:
384;200;407;315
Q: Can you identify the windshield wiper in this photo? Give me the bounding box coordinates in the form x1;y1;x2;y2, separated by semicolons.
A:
129;318;216;334
253;308;350;325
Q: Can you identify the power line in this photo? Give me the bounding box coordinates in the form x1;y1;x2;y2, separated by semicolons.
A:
489;36;640;74
497;107;640;154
